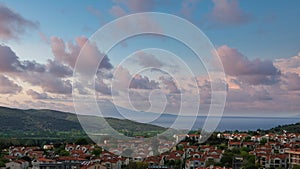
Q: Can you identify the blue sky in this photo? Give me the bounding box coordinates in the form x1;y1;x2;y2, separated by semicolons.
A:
1;0;300;117
3;0;300;62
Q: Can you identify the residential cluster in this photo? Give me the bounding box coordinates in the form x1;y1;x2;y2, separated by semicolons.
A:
1;131;300;169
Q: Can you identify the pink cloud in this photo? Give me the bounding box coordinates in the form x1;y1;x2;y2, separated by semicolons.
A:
217;45;280;85
38;32;49;44
214;46;300;114
0;4;38;40
113;0;156;12
50;36;112;70
86;6;102;18
0;44;45;73
50;36;76;68
209;0;250;25
0;74;22;94
282;72;300;91
109;0;157;19
21;72;72;94
275;53;300;75
159;76;181;94
133;51;164;68
47;60;72;78
129;74;160;90
0;44;73;95
26;89;52;100
110;5;127;17
180;0;201;19
0;45;21;72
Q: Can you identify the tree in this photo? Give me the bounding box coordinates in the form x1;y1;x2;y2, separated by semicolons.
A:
0;161;5;167
125;162;148;169
231;148;240;154
244;136;252;142
92;148;102;157
260;138;268;145
241;147;251;152
217;144;226;150
21;156;31;162
220;151;233;167
166;159;175;166
242;153;257;169
75;138;88;145
206;159;215;167
244;164;259;169
177;145;184;151
175;159;181;166
59;150;70;156
293;165;300;169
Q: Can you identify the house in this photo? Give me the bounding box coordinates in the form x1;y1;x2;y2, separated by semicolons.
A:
144;156;162;166
158;146;171;154
57;156;86;169
185;146;199;153
269;154;288;168
200;146;215;152
43;144;54;150
228;142;241;150
254;145;273;154
5;160;29;169
205;154;222;163
32;157;63;169
286;150;300;168
80;162;107;169
232;157;243;169
196;167;231;169
65;144;76;152
9;146;43;158
173;134;188;143
256;154;269;168
189;152;202;159
222;133;232;140
251;135;262;142
101;158;122;169
164;153;182;165
242;142;255;149
185;158;206;169
187;134;201;142
28;150;44;159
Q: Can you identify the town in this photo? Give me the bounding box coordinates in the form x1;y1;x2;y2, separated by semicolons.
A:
1;130;300;169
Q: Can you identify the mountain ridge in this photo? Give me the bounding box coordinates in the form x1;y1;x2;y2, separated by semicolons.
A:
0;106;165;139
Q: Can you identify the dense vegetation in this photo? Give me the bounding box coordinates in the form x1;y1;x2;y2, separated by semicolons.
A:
267;122;300;134
0;106;165;141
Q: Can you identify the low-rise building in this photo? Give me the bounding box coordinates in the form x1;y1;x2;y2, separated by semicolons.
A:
5;160;29;169
286;150;300;168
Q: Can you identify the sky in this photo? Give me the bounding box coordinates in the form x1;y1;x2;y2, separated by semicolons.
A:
0;0;300;117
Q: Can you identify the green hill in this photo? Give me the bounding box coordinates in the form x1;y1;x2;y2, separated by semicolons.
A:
0;106;165;139
266;122;300;134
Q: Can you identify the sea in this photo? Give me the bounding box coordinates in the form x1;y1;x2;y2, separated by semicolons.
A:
97;101;300;132
150;116;300;131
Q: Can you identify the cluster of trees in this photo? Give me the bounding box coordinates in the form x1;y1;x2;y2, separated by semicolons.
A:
220;147;257;169
0;151;9;167
181;132;258;169
0;135;92;149
0;130;87;139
